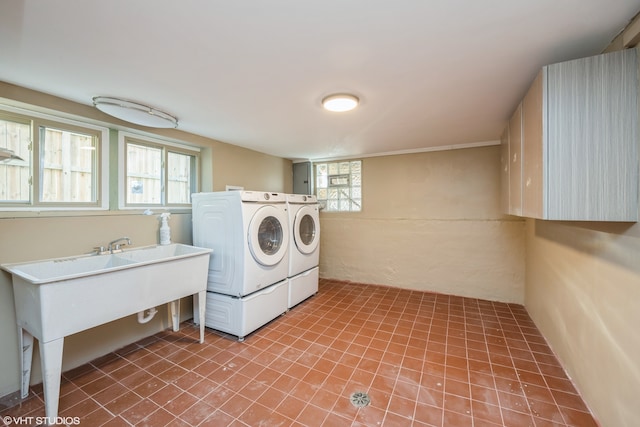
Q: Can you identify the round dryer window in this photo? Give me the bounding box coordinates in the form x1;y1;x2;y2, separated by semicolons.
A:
248;205;289;266
258;216;283;255
294;205;320;254
299;215;316;245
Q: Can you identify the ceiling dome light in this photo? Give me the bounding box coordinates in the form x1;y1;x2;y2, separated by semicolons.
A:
322;93;359;112
93;96;178;128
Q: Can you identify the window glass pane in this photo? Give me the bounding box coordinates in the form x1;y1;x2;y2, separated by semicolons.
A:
121;133;200;208
315;159;362;212
339;161;350;174
338;188;349;199
0;118;30;203
39;126;97;203
330;175;349;186
1;110;107;210
126;142;162;204
167;151;193;204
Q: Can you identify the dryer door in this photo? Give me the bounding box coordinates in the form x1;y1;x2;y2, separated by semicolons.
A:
248;205;289;266
293;205;320;255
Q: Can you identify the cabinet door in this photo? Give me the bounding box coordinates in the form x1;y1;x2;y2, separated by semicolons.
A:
546;49;638;220
500;126;510;214
508;103;522;216
522;70;545;219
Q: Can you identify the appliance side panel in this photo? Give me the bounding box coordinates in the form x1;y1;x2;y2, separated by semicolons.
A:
192;195;243;294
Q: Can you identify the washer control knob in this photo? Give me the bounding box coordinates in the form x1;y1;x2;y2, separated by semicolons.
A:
263;193;270;200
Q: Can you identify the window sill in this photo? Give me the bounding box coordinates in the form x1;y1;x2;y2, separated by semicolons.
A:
0;207;192;219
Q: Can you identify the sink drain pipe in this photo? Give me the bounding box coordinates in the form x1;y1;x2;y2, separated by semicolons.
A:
137;307;158;324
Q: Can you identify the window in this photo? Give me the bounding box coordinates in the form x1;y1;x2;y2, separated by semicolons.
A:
120;132;199;208
315;160;362;212
38;122;99;204
0;110;107;209
0;113;30;204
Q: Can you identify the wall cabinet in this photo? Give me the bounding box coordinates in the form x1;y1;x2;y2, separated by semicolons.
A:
499;126;510;214
502;48;638;221
508;103;523;216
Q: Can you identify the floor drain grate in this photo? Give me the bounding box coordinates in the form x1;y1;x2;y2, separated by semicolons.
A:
350;391;371;408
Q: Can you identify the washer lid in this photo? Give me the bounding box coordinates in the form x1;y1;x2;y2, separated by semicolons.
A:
293;205;320;255
248;205;289;266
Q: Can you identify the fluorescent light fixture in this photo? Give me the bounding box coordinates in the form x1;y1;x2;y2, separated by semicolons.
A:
93;96;178;128
0;148;23;162
322;93;359;112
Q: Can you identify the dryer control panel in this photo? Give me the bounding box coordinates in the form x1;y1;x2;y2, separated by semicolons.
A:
241;191;286;203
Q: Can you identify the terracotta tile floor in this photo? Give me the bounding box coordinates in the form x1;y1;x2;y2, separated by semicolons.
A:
1;279;598;426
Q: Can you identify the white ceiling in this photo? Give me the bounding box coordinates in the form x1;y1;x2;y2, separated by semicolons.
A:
1;1;639;161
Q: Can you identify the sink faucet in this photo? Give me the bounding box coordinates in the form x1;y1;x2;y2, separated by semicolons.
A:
108;237;132;253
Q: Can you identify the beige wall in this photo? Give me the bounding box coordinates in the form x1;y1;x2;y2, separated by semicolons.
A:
523;26;640;426
319;145;526;303
0;83;291;397
525;219;640;427
211;141;292;192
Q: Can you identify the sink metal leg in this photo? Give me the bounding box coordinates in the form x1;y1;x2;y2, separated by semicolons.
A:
169;300;180;332
40;337;64;421
193;294;200;326
18;328;34;399
194;291;206;343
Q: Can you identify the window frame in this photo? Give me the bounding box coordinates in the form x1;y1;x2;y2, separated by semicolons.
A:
0;106;109;211
118;131;200;210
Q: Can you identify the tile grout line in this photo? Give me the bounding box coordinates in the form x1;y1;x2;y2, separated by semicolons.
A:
0;279;599;427
478;298;507;427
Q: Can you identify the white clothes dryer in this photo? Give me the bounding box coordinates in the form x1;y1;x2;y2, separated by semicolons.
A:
192;191;290;296
193;191;290;339
286;194;320;308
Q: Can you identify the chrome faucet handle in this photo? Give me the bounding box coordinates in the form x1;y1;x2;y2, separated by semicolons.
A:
107;237;132;252
93;246;109;255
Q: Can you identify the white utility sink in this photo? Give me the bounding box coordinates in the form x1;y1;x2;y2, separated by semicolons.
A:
1;243;212;424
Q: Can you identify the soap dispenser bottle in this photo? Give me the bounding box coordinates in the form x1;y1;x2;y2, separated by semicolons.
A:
159;213;171;245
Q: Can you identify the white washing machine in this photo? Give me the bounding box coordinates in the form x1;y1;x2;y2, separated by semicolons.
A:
286;194;320;308
192;191;290;339
192;191;290;296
